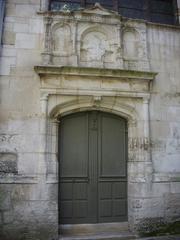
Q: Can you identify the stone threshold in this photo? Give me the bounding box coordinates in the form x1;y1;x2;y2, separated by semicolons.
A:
59;222;137;240
59;232;136;239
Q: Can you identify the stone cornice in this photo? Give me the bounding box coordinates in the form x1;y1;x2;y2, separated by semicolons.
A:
34;65;157;81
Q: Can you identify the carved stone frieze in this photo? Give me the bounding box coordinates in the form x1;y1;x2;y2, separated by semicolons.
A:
0;134;14;143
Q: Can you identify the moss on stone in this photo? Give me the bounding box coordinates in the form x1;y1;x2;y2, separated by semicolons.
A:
137;218;180;237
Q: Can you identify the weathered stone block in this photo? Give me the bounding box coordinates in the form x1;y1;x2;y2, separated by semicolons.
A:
0;222;58;240
2;31;15;45
11;185;32;201
29;18;44;34
14;23;29;33
164;193;180;218
5;3;16;16
0;56;16;76
15;33;38;49
153;154;180;173
3;22;14;32
3;211;14;224
16;50;41;67
17;153;38;175
0;187;12;211
1;47;17;57
15;4;39;17
0;153;17;174
171;182;180;194
151;183;170;197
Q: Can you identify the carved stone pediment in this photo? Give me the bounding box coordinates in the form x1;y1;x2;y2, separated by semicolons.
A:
81;3;118;16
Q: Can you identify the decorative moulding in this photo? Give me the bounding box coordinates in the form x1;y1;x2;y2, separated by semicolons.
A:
34;66;157;100
34;65;157;82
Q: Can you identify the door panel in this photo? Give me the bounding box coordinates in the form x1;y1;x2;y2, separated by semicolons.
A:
60;113;91;224
60;114;89;178
87;112;98;223
98;113;127;222
100;114;126;177
59;111;127;224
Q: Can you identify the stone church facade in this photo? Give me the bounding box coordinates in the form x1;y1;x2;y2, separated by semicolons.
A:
0;0;180;239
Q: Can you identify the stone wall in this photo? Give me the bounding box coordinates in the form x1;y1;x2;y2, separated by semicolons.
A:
0;0;180;239
0;0;58;239
144;24;180;232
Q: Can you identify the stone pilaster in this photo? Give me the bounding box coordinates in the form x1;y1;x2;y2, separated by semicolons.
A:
143;97;150;144
39;94;48;177
143;97;153;189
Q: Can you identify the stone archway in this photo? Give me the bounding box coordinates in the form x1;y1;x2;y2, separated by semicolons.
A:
35;65;156;232
44;95;151;228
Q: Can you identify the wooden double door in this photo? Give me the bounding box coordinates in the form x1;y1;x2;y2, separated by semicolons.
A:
59;111;127;224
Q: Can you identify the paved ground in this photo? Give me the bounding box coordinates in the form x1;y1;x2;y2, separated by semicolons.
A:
137;236;180;240
59;235;180;240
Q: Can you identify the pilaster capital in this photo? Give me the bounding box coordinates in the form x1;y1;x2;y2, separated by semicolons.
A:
143;96;150;104
52;119;60;125
40;93;49;102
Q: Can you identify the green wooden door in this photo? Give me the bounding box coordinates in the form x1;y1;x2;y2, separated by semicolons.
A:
59;111;127;224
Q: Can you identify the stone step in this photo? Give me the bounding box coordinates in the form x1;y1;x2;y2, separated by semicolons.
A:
59;231;136;240
59;222;137;240
60;222;130;236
